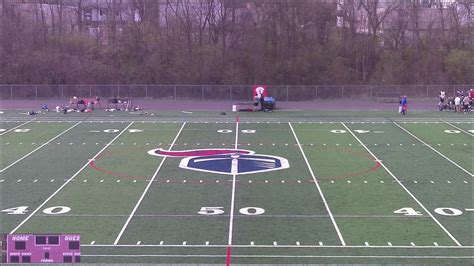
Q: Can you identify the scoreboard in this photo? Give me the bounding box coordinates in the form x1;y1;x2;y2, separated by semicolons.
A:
2;234;80;263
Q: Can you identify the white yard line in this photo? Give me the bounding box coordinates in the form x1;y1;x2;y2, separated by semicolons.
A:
341;122;462;246
113;122;186;245
394;122;473;177
81;243;474;248
442;120;474;137
0;119;35;136
227;119;239;247
81;254;473;259
289;122;346;246
9;122;134;234
0;121;82;173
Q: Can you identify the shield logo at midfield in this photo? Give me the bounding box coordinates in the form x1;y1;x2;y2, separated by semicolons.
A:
148;148;289;175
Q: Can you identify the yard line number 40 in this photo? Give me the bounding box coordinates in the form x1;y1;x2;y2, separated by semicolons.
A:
1;206;70;215
394;207;472;216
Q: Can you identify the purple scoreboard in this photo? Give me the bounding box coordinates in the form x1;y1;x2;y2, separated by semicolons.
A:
2;234;80;263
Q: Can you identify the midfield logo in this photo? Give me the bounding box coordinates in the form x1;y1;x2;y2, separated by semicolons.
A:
148;148;290;175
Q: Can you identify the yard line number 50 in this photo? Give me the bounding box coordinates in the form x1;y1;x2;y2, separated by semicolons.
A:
198;206;265;216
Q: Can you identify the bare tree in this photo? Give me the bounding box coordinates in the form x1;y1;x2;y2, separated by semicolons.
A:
76;0;83;33
37;0;49;46
168;0;194;62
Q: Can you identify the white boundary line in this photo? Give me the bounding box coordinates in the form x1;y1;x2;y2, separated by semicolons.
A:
81;254;474;259
227;119;239;246
81;244;474;249
0;119;35;136
9;122;134;234
442;120;474;137
113;122;187;245
1;120;473;124
0;121;82;173
289;122;346;246
393;122;473;177
341;122;462;246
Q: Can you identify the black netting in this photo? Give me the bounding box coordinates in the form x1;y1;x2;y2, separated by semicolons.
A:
230;85;253;101
342;85;372;100
0;85;12;100
91;85;118;98
118;85;147;98
288;86;317;101
316;86;343;100
175;85;201;100
63;85;90;99
37;85;62;99
147;85;175;99
12;85;36;100
203;86;231;101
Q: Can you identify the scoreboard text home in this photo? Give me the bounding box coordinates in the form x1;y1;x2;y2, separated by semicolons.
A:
2;234;81;263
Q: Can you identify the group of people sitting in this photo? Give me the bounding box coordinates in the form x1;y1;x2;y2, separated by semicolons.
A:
69;96;101;110
66;96;141;113
439;89;473;114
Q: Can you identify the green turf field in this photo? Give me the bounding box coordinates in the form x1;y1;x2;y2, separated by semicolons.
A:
0;110;472;264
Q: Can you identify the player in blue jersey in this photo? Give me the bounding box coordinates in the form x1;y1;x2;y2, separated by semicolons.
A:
400;95;407;115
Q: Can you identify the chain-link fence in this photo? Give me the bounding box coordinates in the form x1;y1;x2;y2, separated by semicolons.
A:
0;85;472;101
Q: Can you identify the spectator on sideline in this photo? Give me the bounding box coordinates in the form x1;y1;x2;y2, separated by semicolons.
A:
400;95;407;115
463;95;470;114
454;95;461;113
439;91;446;111
255;86;265;111
69;96;78;106
470;89;474;107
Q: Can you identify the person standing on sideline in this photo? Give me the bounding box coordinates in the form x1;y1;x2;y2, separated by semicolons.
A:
400;95;408;115
463;95;470;114
439;91;446;111
255;86;265;111
398;98;403;114
454;95;461;113
470;89;474;108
